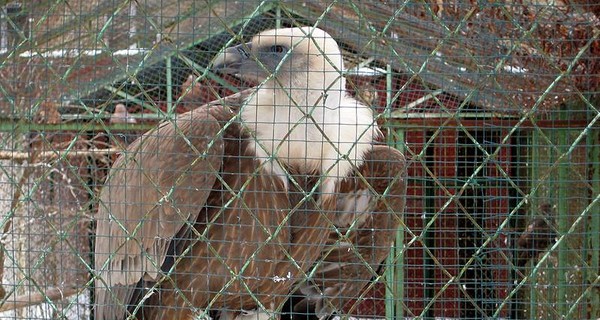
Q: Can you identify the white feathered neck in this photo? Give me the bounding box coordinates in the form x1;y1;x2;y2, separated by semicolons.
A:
240;27;379;196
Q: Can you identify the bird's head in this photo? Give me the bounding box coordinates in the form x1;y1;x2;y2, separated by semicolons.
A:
212;27;345;92
110;104;136;124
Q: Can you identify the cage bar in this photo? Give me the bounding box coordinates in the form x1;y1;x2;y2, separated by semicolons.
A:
0;1;599;320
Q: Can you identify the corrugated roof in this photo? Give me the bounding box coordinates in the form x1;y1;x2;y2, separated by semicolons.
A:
0;0;275;115
2;0;598;117
282;0;600;113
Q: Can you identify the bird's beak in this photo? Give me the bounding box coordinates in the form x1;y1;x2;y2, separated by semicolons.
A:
211;42;252;74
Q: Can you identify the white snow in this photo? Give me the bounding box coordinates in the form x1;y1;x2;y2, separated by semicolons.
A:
15;47;147;59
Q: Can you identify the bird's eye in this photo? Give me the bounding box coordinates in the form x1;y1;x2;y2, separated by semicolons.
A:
270;45;287;53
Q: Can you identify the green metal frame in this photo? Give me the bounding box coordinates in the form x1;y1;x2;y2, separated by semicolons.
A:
528;128;540;319
589;128;600;319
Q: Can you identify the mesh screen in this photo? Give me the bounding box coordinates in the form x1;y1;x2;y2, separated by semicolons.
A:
0;1;599;319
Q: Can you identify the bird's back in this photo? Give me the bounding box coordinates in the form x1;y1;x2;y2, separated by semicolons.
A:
139;107;293;318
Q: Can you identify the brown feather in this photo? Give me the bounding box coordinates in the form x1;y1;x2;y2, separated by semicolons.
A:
94;97;228;319
286;145;407;319
95;89;337;319
144;104;339;319
140;100;293;318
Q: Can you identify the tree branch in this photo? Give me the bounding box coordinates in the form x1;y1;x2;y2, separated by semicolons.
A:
0;287;81;312
0;148;122;161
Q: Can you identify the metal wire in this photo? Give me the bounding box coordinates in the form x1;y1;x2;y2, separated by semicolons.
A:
0;1;598;319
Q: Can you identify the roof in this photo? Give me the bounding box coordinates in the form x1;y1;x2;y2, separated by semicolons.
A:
282;1;600;113
0;0;274;116
2;0;598;118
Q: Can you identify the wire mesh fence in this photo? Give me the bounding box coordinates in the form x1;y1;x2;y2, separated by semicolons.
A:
0;1;599;319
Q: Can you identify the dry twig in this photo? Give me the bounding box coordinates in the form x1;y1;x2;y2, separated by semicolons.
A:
0;148;122;162
0;287;80;312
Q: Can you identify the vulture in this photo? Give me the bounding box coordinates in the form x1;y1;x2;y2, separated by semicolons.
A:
109;103;138;147
94;26;405;320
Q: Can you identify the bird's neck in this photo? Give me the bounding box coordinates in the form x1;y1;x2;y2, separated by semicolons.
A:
239;75;346;171
245;75;346;115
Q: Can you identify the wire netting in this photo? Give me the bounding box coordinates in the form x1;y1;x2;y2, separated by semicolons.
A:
0;1;599;319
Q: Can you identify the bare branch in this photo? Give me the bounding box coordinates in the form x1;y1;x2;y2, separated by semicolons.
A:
0;148;122;161
0;287;80;313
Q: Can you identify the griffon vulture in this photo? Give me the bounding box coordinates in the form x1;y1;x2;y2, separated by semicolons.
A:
94;26;403;319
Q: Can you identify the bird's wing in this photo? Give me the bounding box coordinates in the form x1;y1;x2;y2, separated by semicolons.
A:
291;145;407;318
93;95;249;319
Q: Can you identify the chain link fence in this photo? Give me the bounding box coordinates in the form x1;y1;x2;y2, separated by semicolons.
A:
0;0;599;319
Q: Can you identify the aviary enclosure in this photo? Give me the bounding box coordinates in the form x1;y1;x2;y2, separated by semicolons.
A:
0;1;598;319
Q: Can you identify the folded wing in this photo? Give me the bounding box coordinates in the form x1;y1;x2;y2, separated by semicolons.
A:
287;145;407;319
94;102;226;319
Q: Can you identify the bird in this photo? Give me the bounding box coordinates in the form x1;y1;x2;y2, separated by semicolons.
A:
94;26;388;320
180;74;202;99
110;103;137;125
109;103;138;147
282;145;407;320
516;203;556;267
90;103;138;150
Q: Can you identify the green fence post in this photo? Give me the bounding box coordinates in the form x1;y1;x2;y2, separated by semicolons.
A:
557;117;569;318
385;63;405;319
529;128;540;319
588;128;600;318
166;56;173;115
